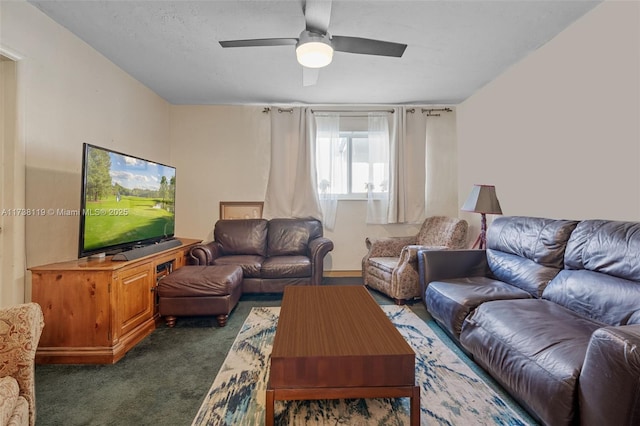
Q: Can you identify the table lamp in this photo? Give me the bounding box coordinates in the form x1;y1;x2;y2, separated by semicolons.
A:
461;184;502;249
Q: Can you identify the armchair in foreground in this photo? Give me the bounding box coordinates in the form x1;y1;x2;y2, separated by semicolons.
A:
0;303;44;426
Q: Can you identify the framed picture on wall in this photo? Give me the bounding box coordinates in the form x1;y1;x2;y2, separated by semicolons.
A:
220;201;264;220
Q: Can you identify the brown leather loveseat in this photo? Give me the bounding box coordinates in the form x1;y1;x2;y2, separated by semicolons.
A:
189;218;334;292
418;216;640;426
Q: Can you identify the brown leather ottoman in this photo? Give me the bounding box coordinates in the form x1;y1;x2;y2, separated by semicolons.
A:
157;265;243;327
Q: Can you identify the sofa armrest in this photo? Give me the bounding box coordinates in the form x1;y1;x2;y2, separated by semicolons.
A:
398;245;448;268
385;245;447;300
417;249;489;299
308;237;334;284
418;249;489;281
579;324;640;426
0;303;44;426
188;241;222;265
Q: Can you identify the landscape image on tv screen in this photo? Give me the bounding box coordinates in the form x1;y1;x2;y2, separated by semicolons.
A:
80;144;176;256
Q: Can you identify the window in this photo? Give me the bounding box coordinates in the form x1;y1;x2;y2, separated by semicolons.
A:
316;127;389;199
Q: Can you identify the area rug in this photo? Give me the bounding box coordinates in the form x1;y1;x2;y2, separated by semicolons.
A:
192;306;534;425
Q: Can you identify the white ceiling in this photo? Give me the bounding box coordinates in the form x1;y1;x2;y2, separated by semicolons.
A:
27;0;601;105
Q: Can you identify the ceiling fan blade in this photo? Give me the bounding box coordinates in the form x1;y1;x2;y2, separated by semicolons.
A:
332;35;407;57
303;0;332;34
303;67;320;86
219;38;298;48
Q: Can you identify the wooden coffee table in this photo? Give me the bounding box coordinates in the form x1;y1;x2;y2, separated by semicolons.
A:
265;285;419;425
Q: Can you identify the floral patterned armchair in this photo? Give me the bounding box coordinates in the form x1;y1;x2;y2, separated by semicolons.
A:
0;303;44;426
362;216;468;304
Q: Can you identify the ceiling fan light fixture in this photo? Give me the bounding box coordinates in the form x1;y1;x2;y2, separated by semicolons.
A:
296;30;333;68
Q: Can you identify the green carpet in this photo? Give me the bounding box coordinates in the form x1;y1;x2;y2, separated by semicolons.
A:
35;284;535;425
35;293;281;426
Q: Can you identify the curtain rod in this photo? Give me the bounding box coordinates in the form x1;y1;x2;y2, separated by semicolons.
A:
311;109;394;114
406;107;453;116
262;107;452;115
262;107;293;113
261;107;393;114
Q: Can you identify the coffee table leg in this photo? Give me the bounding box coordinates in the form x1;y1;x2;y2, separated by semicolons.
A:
411;385;420;425
265;388;274;426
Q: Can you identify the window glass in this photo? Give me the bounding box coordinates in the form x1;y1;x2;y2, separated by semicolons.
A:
316;129;388;198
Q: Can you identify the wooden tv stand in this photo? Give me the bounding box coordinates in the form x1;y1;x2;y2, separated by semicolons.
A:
29;238;201;364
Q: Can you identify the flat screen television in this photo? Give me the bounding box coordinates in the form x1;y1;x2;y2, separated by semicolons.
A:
78;143;176;258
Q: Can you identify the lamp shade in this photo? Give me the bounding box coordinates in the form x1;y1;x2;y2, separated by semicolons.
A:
296;31;334;68
461;184;502;214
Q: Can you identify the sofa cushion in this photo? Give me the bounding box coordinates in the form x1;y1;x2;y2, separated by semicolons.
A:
543;220;640;326
0;376;19;426
564;219;640;280
485;251;563;297
214;255;263;278
426;277;531;338
460;298;603;426
487;216;579;268
261;256;311;279
214;219;268;256
486;216;578;297
367;257;398;274
267;218;322;257
543;269;640;326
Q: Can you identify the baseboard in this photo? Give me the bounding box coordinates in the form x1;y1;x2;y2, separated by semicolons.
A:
323;270;362;278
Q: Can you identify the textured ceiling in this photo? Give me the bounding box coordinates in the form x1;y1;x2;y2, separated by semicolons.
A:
27;0;601;105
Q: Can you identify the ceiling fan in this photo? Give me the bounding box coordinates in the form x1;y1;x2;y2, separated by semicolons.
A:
219;0;407;86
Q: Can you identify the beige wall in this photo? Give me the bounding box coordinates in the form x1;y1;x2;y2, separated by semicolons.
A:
169;105;271;242
169;106;456;271
457;0;640;239
1;1;171;302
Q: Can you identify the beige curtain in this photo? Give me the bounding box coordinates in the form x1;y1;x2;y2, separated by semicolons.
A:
263;107;323;220
386;106;428;224
263;105;457;224
387;106;457;223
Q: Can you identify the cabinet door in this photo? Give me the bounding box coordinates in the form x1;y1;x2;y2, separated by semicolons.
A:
32;270;112;348
116;263;155;338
